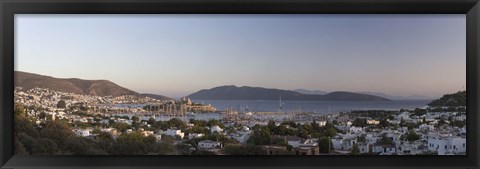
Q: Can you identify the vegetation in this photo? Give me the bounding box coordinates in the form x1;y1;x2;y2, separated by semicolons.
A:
351;144;360;155
428;91;466;107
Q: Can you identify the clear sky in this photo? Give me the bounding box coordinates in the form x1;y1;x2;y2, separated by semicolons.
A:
15;14;466;98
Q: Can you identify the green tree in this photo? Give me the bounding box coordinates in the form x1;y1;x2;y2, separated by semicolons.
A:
377;134;393;145
57;100;66;109
207;119;224;128
406;131;420;141
351;144;360;155
352;118;367;127
325;128;337;137
40;120;73;149
147;117;156;125
318;136;331;153
247;126;271;145
168;118;187;129
113;123;131;133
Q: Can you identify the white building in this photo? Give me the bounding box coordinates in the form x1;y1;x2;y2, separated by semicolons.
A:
367;119;380;125
188;133;205;139
316;121;327;127
419;124;435;131
358;142;370;154
332;137;357;151
365;134;380;145
228;131;251;144
198;140;222;149
73;128;92;137
165;129;185;139
349;126;363;134
427;134;466;155
373;144;396;155
210;125;224;133
288;138;318;148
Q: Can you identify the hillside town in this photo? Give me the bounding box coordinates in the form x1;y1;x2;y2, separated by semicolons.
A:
14;87;467;155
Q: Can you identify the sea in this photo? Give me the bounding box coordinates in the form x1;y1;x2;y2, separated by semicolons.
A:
192;99;432;113
110;100;431;122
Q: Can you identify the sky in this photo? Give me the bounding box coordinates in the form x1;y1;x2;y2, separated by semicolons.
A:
15;14;466;98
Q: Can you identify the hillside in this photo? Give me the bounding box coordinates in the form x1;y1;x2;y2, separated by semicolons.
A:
187;85;391;101
428;91;466;107
15;71;170;100
140;93;174;101
294;89;328;95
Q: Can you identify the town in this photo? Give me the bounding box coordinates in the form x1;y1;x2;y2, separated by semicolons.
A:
14;87;467;155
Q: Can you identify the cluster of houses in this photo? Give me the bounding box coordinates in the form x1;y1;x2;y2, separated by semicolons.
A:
15;87;467;156
328;111;466;155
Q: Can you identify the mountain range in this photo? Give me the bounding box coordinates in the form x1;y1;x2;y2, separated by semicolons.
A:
187;85;391;101
15;71;173;100
356;91;432;100
16;71;431;102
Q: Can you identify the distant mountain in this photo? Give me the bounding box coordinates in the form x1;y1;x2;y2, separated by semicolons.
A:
428;91;466;107
358;91;432;100
15;71;171;100
294;89;328;95
187;85;391;101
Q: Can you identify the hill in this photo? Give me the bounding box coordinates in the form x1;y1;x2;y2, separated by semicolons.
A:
15;71;170;100
187;85;391;101
294;89;328;95
428;91;466;107
358;91;432;100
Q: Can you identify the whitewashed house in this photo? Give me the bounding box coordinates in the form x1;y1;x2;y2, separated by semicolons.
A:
373;144;396;155
210;125;224;133
427;134;466;155
332;136;357;151
316;121;327;127
165;129;185;139
288;138;318;148
198;140;222;149
73;128;92;137
349;127;363;134
367;119;380;125
188;133;205;139
358;142;370;154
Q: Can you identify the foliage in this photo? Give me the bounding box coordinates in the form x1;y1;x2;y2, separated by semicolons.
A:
57;100;66;109
428;91;466;107
406;131;420;141
351;144;360;155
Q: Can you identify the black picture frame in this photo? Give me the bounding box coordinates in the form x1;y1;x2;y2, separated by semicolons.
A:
1;0;479;169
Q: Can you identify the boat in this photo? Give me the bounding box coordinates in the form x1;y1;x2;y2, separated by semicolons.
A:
187;112;196;117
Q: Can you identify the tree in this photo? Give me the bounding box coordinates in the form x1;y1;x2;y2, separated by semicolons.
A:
113;132;148;155
247;126;271;145
207;119;224;128
318;136;331;153
40;120;74;149
352;118;366;127
267;120;276;132
113;123;131;133
131;116;140;124
379;118;390;128
406;131;420;141
377;134;393;145
357;134;366;143
437;119;447;127
168;118;187;129
14;137;28;155
57;100;66;109
351;144;360;155
147;117;156;125
325;128;337;137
